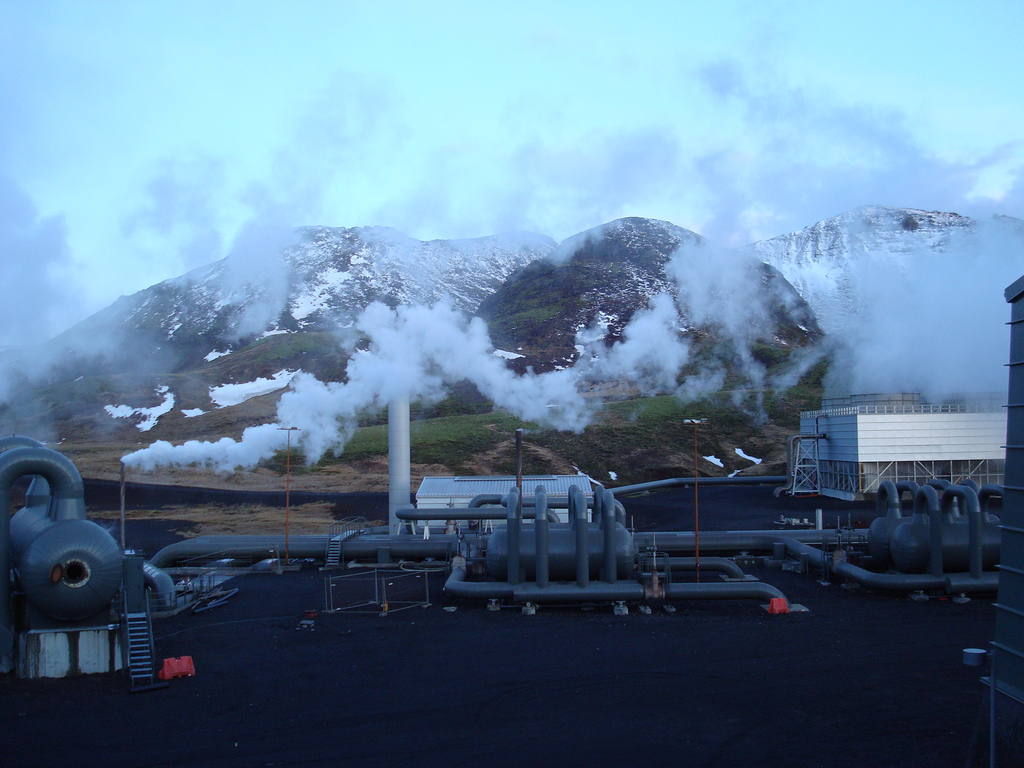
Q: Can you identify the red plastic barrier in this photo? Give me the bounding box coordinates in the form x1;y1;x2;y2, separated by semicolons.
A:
158;656;196;680
767;598;790;615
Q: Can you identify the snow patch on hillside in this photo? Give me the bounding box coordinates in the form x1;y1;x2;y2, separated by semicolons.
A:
105;386;175;431
209;370;299;408
735;448;762;464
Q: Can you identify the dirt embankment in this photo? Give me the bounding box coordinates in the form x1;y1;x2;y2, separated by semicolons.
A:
60;443;455;495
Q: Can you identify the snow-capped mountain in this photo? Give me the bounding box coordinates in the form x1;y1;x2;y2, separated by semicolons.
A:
742;206;977;333
479;217;821;373
50;226;556;373
10;205;1021;443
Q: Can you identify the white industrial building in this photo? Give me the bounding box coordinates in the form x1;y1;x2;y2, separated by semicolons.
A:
792;393;1006;500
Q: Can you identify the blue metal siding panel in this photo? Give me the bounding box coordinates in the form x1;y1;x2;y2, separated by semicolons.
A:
995;273;1024;704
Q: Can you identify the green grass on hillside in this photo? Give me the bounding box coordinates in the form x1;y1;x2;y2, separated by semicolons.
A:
277;364;823;484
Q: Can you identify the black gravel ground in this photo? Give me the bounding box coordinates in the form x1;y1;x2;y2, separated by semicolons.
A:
0;485;999;768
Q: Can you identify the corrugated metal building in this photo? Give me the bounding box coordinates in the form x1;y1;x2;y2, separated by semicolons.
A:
994;272;1024;733
416;474;594;525
795;393;1006;500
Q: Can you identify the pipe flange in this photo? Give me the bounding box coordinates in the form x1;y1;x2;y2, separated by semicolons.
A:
58;558;91;588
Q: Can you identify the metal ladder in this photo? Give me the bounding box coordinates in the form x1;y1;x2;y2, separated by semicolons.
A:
123;594;162;691
325;518;369;568
325;529;363;567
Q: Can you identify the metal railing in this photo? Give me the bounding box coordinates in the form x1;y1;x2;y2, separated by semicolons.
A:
803;401;1003;418
324;568;432;615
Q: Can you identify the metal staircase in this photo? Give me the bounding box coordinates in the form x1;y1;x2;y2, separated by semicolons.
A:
325;518;369;568
791;436;821;496
122;593;165;692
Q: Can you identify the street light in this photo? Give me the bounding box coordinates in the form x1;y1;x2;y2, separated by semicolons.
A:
278;427;300;566
683;419;708;582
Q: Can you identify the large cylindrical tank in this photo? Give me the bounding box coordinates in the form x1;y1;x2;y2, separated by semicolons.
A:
486;523;634;581
867;481;918;568
17;519;123;621
890;518;1001;573
1;446;122;623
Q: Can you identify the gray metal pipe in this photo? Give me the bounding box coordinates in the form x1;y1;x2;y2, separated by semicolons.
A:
395;506;560;524
633;528;851;554
444;566;514;599
337;535;458;562
918;485;944;577
507;487;521;585
573;486;588;588
661;557;749;580
143;561;176;611
514;581;645;603
942;485;984;579
469;494;503;508
388;396;411;534
945;573;1000;594
151;535;332;567
535;486;549;589
150;533;459;568
0;435;44;453
613;475;787;497
786;536;999;594
602;489;616;584
868;480;918;568
446;570;791;607
876;480;900;518
979;484;1002;515
665;580;788;604
470;494;593;510
832;560;954;591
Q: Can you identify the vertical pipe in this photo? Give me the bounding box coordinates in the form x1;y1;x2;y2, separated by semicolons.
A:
515;428;523;497
574;487;589;588
602;490;616;583
388;396;411;534
535;486;549;589
969;502;983;580
119;460;126;551
593;482;604;526
928;491;944;577
507;487;521;585
945;485;983;580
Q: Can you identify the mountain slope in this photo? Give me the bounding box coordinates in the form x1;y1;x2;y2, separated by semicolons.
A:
742;206;975;333
44;226;556;377
478;217;822;376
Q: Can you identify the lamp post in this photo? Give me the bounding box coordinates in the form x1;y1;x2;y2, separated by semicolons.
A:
683;419;708;581
278;427;300;566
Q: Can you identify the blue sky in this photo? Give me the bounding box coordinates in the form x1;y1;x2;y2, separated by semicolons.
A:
2;0;1023;344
